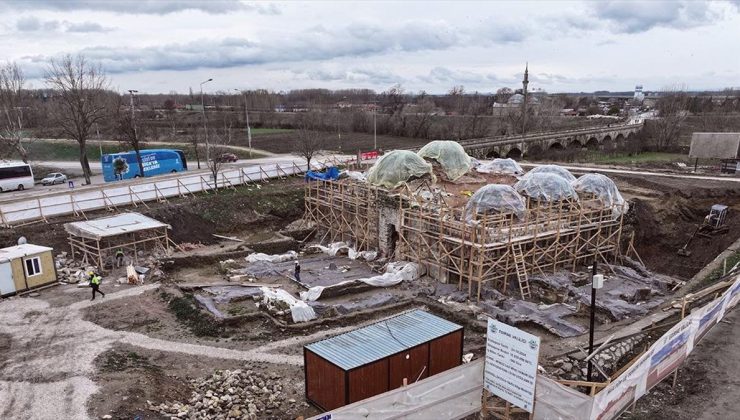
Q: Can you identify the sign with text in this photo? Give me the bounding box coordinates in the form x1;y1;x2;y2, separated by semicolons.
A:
484;318;541;413
361;151;379;160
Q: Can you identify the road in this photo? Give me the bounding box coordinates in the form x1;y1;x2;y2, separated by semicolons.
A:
521;163;740;183
0;153;348;203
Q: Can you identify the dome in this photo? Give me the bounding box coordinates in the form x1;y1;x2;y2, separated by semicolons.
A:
366;150;433;189
522;165;576;182
514;172;579;202
417;140;472;181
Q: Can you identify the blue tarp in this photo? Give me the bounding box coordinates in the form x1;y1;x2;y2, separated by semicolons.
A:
305;166;340;181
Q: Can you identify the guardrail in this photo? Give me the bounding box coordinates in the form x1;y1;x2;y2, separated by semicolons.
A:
0;157;353;227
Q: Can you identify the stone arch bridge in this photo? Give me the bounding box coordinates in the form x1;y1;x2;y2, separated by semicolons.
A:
456;123;643;159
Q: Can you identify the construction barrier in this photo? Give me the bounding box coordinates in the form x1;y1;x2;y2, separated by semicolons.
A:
0;157;353;227
310;359;484;420
309;274;740;420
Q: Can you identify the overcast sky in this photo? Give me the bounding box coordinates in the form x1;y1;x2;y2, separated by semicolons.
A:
2;0;739;95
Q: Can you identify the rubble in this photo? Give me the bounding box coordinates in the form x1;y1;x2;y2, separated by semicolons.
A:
147;369;296;420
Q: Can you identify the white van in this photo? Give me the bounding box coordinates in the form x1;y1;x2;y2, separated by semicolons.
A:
0;162;35;192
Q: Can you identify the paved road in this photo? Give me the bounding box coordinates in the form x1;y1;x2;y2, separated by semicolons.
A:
0;153;350;203
521;163;740;183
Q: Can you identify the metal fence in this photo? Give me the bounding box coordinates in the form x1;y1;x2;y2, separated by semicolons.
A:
0;157;353;227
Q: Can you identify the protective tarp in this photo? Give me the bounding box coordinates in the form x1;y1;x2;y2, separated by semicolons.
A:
366;150;433;189
309;359;483;420
300;262;420;301
417;140;472;181
523;164;576;182
533;375;593;420
245;250;298;264
572;173;626;218
343;170;367;182
305;166;340;181
310;242;378;261
464;184;526;219
514;172;579;202
476;158;525;176
260;287;316;323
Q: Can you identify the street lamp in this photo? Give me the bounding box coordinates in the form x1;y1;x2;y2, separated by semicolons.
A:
128;89;138;140
586;260;604;381
234;89;252;157
372;98;377;151
200;78;213;161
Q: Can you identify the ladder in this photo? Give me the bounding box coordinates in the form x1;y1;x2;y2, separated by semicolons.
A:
511;243;532;300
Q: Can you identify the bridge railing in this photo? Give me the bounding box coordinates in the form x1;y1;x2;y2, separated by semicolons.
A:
456;122;643;149
0;156;354;227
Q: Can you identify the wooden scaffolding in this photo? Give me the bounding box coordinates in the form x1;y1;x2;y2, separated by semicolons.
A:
304;179;625;301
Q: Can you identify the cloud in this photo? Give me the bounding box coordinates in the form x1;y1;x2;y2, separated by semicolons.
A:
18;20;460;75
65;22;114;33
15;17;114;33
297;67;404;85
3;0;278;15
590;1;724;33
16;16;59;32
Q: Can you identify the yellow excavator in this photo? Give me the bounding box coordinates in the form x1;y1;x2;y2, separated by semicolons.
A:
678;204;729;257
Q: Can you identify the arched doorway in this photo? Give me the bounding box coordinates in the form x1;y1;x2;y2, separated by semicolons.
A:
506;148;522;159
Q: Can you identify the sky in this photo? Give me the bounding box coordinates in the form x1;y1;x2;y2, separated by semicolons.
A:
1;0;739;95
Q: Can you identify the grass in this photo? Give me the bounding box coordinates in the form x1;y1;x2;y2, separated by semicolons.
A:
695;251;740;291
14;139;267;162
248;128;294;135
586;152;690;165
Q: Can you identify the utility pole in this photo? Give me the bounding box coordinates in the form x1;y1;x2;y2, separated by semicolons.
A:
373;100;377;151
200;78;213;162
235;89;252;157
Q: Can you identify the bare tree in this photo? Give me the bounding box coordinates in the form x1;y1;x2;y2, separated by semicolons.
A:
44;54;109;184
114;95;146;177
0;62;31;162
206;121;233;185
652;88;689;151
295;111;325;170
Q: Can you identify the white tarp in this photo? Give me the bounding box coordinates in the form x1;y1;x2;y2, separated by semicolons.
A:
260;287;316;323
572;173;626;219
245;250;298;264
476;158;525;176
310;242;378;261
300;262;420;301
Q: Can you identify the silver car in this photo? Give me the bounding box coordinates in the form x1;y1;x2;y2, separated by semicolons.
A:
41;172;67;185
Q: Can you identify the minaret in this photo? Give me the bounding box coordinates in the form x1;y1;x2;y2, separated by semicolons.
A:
522;63;529;134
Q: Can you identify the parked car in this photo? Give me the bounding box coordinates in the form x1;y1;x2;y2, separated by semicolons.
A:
40;173;67;185
215;153;239;163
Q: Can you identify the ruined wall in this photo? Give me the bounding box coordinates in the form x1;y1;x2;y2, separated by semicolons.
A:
378;204;401;258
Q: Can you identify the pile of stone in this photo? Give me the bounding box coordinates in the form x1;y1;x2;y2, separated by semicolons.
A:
55;252;92;284
550;333;647;381
147;369;296;419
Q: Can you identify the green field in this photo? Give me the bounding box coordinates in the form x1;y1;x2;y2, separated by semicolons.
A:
248;128;294;135
586;152;690;165
17;140;266;162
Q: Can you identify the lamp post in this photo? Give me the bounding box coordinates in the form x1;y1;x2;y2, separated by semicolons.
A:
127;89;138;140
587;259;603;381
234;89;252;157
372;99;377;151
200;78;213;161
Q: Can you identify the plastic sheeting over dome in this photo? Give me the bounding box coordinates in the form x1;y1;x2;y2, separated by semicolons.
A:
523;164;576;182
417;140;472;181
465;184;526;220
572;173;626;218
514;172;579;202
366;150;433;189
476;158;525;176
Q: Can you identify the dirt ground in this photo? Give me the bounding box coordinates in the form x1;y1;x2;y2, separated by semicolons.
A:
623;307;740;420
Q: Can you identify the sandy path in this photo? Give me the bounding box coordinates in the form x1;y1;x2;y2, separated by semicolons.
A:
0;284;347;420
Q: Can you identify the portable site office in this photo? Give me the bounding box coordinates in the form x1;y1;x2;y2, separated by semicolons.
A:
64;212;171;269
304;309;464;411
0;244;56;296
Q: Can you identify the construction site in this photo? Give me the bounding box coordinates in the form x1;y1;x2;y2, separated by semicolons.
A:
2;139;740;420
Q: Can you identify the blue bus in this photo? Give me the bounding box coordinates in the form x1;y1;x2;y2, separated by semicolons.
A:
101;149;188;182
